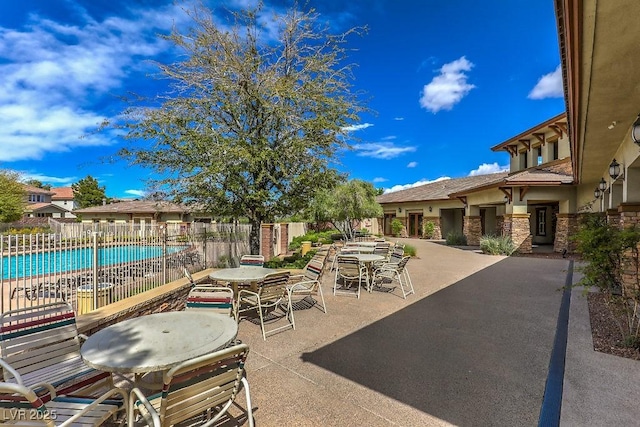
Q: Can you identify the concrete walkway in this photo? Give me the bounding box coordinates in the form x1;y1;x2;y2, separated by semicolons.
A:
227;238;639;426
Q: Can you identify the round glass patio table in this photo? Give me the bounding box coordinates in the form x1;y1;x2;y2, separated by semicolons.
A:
209;266;276;295
350;253;386;291
81;311;238;374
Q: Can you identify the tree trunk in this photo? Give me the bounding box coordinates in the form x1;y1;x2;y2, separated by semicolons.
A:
249;219;261;255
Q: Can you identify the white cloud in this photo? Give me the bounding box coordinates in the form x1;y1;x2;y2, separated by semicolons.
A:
393;117;404;121
468;162;509;176
0;2;189;162
125;189;146;197
353;142;417;159
419;56;476;113
372;177;387;183
342;123;374;132
384;177;450;193
407;161;418;168
528;65;563;99
19;172;77;185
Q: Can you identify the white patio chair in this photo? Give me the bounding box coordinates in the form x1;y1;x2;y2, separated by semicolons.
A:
128;344;253;427
372;256;415;298
287;259;327;327
0;359;128;426
333;255;367;299
185;285;236;320
236;271;293;340
0;302;112;400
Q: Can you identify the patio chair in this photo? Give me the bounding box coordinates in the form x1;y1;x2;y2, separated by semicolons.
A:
239;255;265;267
0;359;128;427
287;259;327;327
185;285;236;320
372;256;415;299
128;344;254;427
333;255;367;299
236;271;293;340
0;302;112;401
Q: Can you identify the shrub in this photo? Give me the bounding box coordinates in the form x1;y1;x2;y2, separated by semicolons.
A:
479;234;516;255
423;221;436;239
445;230;467;246
289;230;335;250
403;244;417;257
264;250;316;269
391;219;403;237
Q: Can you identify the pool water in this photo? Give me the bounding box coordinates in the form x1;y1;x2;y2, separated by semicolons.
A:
1;245;187;279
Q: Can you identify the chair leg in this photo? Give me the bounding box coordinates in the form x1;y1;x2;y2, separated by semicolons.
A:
241;377;255;427
317;283;327;313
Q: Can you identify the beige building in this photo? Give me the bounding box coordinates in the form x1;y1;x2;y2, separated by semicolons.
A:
377;0;640;257
377;113;574;253
74;200;191;225
23;185;72;219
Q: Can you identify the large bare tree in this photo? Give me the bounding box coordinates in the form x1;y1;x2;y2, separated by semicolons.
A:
115;3;367;253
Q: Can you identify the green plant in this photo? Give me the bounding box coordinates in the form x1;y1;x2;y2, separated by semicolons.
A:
445;230;467;246
479;234;516;255
403;244;417;257
391;219;403;237
572;213;640;345
423;221;436;239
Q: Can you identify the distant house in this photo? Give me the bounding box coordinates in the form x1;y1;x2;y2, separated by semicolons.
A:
50;187;77;218
73;200;204;225
22;185;72;219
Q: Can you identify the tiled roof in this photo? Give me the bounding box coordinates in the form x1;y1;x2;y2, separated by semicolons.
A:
51;187;74;200
23;184;54;195
505;158;574;184
74;200;187;214
24;203;68;212
376;173;509;204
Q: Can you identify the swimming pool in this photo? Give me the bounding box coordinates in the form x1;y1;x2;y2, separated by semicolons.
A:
1;245;187;280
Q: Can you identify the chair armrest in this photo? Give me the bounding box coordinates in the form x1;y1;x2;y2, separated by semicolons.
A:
129;387;160;427
287;280;318;292
0;359;24;385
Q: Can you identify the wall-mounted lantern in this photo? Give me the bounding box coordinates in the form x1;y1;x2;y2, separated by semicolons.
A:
609;159;621;180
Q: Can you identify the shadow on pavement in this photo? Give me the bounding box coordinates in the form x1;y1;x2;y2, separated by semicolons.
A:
301;257;571;426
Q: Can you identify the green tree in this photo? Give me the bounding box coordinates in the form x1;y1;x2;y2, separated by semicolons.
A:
0;170;26;223
309;180;383;240
112;4;367;254
72;175;109;209
24;179;52;190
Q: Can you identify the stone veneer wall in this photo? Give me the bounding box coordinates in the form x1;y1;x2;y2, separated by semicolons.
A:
618;204;640;295
554;213;578;253
505;213;532;254
463;216;482;246
423;216;442;240
280;223;289;256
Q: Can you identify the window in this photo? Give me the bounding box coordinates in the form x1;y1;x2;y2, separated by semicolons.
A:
537;146;543;165
536;208;547;236
520;150;528;169
552;141;558;160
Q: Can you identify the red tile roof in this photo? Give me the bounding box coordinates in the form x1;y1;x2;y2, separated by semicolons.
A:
51;187;74;200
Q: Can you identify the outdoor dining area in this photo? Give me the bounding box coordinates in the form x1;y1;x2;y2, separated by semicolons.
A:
0;237;414;426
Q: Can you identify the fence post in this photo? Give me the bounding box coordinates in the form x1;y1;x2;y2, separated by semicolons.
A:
161;226;167;285
92;232;99;311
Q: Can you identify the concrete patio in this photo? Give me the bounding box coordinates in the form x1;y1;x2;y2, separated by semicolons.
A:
209;237;639;427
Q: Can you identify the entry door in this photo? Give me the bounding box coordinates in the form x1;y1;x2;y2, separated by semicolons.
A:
408;213;423;237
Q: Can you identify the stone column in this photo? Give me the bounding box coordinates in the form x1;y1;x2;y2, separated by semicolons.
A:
505;213;532;253
463;216;482;246
618;204;640;296
554;213;578;253
280;223;289;256
260;223;274;260
423;216;442;239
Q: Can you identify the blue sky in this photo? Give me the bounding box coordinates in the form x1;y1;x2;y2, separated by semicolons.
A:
0;0;565;198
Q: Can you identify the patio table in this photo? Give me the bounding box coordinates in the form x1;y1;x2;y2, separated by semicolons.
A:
80;311;238;375
350;253;385;291
209;266;276;296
